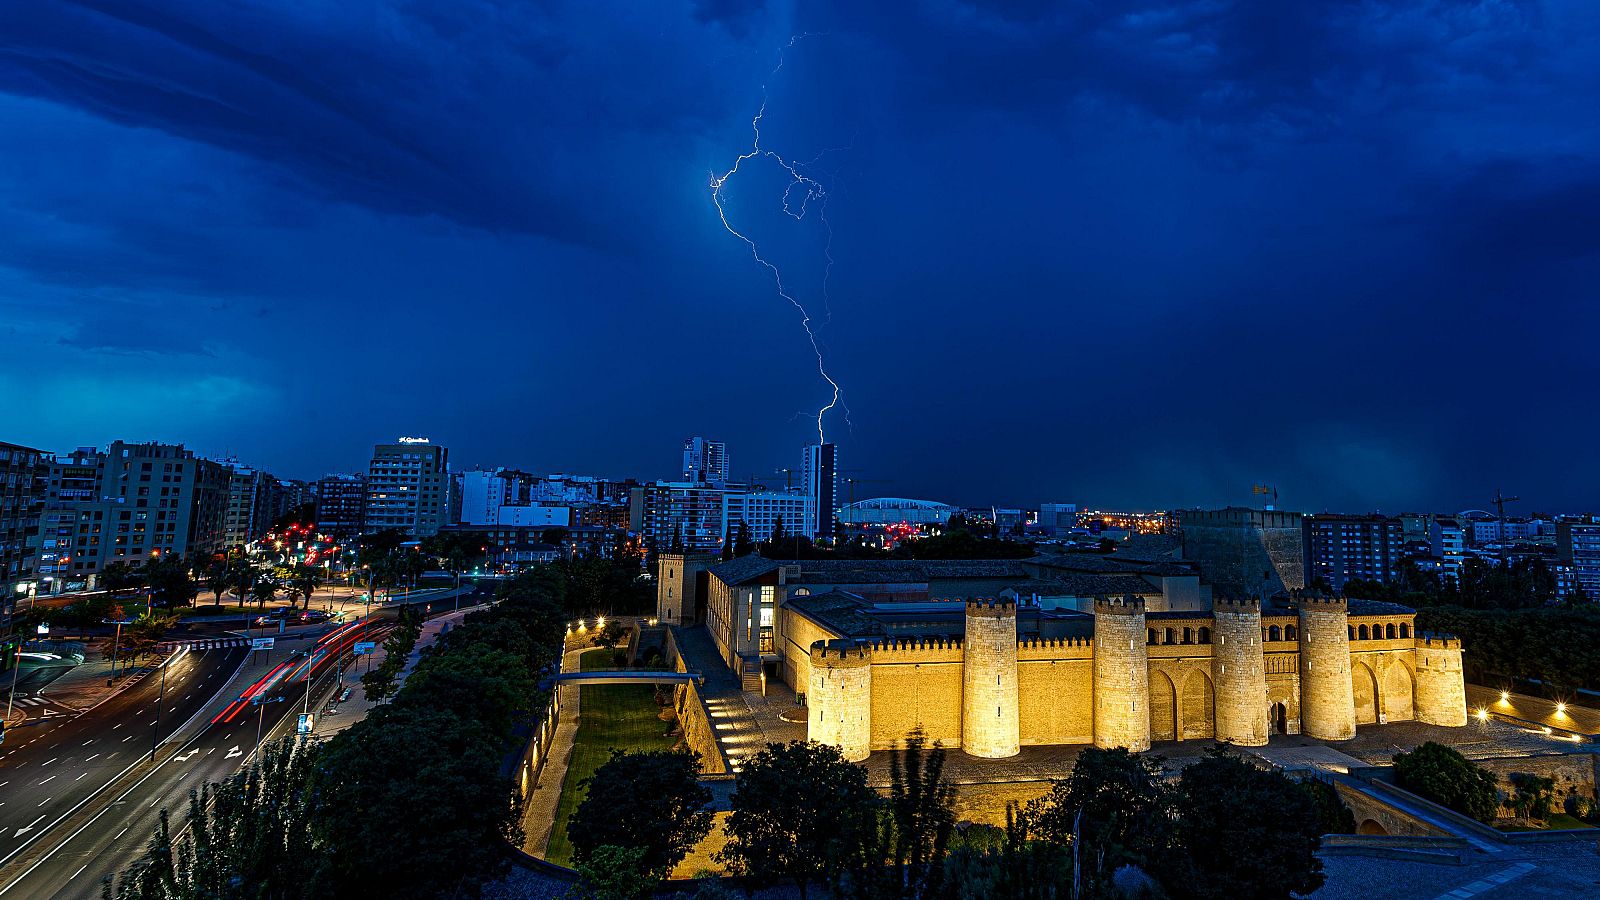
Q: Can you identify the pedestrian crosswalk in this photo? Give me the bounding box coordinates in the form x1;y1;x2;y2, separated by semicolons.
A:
13;696;53;707
164;638;251;651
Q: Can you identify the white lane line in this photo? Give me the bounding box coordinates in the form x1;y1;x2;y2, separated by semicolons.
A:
69;864;87;880
41;758;56;766
38;776;55;785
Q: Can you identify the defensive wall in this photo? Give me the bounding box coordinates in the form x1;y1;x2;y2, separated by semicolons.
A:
792;593;1464;757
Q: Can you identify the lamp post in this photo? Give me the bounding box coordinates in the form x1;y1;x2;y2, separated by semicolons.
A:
4;637;24;727
251;694;286;762
102;615;133;686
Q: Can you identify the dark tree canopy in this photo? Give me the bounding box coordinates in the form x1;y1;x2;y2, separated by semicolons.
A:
568;750;713;879
1393;742;1499;824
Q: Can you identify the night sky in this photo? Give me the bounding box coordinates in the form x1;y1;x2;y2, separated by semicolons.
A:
2;2;1597;513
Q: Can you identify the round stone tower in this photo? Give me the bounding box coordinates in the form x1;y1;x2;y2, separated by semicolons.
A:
1093;595;1150;751
809;639;872;762
1297;594;1356;740
1413;633;1467;727
962;598;1020;758
1211;597;1269;746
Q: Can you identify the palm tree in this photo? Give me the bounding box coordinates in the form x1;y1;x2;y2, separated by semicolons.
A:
281;564;320;610
230;564;257;610
250;575;278;610
205;558;230;608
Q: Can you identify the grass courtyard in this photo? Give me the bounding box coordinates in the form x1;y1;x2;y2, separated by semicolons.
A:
544;648;678;867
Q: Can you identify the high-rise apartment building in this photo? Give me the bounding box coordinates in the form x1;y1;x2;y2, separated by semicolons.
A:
0;441;47;613
221;463;280;548
801;442;837;542
681;437;729;484
642;483;728;554
364;438;449;536
1302;514;1406;592
724;490;815;546
315;474;367;539
1557;520;1600;600
1429;517;1466;584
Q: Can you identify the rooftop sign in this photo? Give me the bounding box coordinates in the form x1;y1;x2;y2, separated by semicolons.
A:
396;436;430;444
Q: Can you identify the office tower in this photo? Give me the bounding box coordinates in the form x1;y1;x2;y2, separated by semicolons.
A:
1557;520;1600;599
0;442;47;617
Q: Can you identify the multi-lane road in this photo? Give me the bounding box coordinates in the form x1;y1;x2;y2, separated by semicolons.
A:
0;584;484;898
0;644;249;887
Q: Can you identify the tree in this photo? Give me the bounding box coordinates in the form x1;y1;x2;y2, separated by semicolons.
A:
142;556;198;609
1393;742;1499;823
250;575;278;610
204;558;230;608
1024;747;1171;892
717;740;878;899
107;738;326;899
944;807;1072;900
575;845;659;900
1508;772;1555;821
855;732;956;899
230;564;257;608
279;563;321;610
315;706;518;898
1299;778;1356;836
1158;750;1327;900
568;750;713;880
763;517;782;555
100;561;146;597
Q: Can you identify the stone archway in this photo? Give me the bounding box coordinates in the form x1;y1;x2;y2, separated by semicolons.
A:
1351;661;1379;725
1180;670;1215;740
1382;661;1414;722
1358;818;1389;836
1149;671;1177;742
1269;701;1289;735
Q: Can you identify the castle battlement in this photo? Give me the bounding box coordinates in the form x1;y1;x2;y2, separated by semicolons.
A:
1017;635;1092;650
866;635;964;655
810;639;871;665
1416;633;1463;650
965;597;1016;617
1094;594;1146;616
1295;594;1349;610
1214;596;1262;613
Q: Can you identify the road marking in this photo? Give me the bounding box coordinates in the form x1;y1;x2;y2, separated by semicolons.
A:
41;758;56;766
114;827;127;840
225;746;242;759
1432;862;1537;899
69;864;87;880
85;755;97;762
35;798;49;807
13;816;45;837
75;773;87;781
111;723;121;730
82;740;93;746
122;736;133;742
38;776;55;785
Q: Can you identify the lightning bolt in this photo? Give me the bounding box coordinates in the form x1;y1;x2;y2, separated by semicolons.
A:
710;36;845;444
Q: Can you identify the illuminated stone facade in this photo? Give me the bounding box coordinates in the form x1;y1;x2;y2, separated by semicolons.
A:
790;591;1465;758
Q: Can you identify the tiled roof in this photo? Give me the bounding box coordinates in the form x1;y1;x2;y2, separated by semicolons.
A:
706;554;781;585
784;591;886;637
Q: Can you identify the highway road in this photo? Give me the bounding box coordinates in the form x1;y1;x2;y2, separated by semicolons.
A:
0;644;248;878
2;664;339;899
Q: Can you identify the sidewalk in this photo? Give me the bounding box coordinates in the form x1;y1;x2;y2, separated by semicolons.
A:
306;602;488;740
521;646;584;857
37;647;171;712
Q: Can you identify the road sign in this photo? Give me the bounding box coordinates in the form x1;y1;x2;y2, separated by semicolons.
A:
250;637;275;651
35;624;47;635
297;713;314;735
353;641;377;655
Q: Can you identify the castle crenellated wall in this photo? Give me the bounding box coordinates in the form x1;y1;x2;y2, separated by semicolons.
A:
796;593;1465;758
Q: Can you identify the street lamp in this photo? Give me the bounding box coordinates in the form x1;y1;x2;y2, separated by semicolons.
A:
150;649;178;760
251;694;286;762
102;615;134;686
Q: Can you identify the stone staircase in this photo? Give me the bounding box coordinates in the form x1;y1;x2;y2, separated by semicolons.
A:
739;659;764;694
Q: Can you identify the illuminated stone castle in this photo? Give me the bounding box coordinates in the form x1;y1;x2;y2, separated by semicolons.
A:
682;555;1467;762
807;594;1465;761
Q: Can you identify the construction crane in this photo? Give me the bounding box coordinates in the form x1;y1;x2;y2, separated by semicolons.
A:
1491;489;1519;522
774;467;795;491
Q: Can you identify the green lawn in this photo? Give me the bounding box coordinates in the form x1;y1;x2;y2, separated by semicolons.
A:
1497;812;1595;832
544;648;678;867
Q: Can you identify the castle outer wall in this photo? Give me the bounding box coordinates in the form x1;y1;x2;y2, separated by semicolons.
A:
793;596;1461;757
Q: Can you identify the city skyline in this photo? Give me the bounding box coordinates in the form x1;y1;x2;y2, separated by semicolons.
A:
4;4;1600;512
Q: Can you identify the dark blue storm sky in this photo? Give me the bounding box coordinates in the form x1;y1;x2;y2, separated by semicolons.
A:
2;1;1598;513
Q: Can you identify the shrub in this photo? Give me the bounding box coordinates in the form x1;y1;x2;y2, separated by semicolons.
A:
1507;772;1556;821
1393;742;1499;823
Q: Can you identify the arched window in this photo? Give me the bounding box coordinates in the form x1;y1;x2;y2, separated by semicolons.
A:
1165;628;1175;645
791;587;811;597
1286;624;1298;641
1399;622;1410;639
1358;624;1370;640
1348;626;1356;640
1269;625;1282;642
1148;629;1158;645
1385;623;1396;640
1182;627;1193;644
1197;627;1211;644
